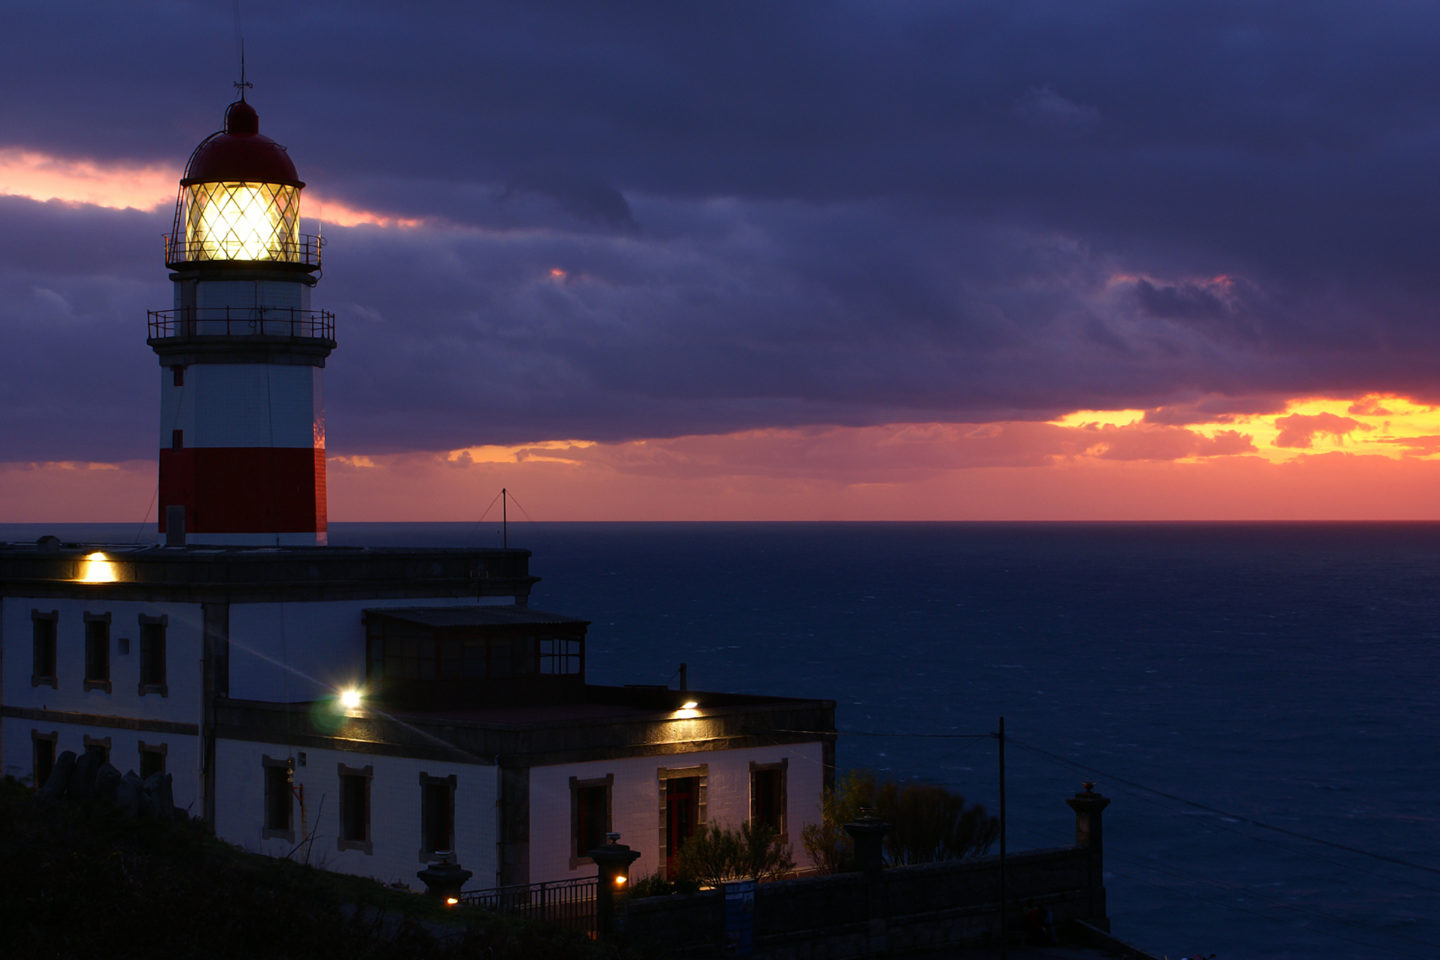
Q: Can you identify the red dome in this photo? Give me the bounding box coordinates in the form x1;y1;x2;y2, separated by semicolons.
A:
182;100;303;186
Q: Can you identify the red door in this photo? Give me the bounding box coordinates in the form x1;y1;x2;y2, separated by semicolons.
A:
665;776;699;877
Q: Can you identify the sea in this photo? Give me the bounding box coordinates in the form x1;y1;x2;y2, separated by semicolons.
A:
7;520;1438;959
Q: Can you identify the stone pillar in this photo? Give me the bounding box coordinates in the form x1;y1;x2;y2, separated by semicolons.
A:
844;813;891;955
844;813;890;878
416;854;473;904
590;835;641;940
1065;782;1111;930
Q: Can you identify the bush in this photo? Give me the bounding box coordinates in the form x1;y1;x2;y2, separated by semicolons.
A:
801;770;998;873
676;821;795;888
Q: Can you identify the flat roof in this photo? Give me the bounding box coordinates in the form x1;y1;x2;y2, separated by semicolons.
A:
365;606;588;628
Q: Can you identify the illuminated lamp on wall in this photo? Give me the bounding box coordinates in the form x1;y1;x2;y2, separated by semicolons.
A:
77;552;119;583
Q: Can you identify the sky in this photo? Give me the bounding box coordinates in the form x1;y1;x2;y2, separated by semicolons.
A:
6;1;1440;522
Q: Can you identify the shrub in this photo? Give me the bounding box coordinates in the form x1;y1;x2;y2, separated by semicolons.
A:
801;770;998;873
676;820;795;888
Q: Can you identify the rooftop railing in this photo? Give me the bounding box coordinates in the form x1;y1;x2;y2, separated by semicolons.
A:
147;306;336;341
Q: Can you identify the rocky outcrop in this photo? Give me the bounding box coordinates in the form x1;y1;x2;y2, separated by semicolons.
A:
33;747;179;819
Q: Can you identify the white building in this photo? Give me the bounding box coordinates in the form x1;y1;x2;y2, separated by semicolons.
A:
0;91;835;891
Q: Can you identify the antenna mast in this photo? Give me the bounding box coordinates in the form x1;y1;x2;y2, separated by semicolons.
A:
235;39;253;101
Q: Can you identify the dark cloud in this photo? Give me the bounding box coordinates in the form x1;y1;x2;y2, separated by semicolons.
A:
7;3;1440;461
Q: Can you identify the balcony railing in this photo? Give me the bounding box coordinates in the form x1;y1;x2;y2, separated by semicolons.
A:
163;233;324;268
147;307;336;341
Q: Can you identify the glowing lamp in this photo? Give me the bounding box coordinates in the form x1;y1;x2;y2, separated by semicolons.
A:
444;897;459;907
338;688;363;711
169;99;306;265
78;552;118;583
680;700;699;711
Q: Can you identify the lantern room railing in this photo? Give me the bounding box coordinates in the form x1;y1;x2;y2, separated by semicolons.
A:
147;307;335;341
163;233;324;269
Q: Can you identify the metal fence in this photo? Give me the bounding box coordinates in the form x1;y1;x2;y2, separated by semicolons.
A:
458;876;598;936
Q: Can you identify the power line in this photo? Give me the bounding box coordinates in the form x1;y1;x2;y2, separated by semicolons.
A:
1006;735;1440;879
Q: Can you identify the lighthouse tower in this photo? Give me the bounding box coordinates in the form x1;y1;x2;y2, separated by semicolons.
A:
147;91;334;546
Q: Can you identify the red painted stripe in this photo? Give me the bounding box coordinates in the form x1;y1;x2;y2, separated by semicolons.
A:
160;447;326;534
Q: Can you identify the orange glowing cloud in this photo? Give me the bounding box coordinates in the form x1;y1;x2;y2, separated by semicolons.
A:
0;148;173;211
0;147;427;229
12;393;1440;524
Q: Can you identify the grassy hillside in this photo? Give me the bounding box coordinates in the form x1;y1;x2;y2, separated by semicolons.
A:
0;778;626;960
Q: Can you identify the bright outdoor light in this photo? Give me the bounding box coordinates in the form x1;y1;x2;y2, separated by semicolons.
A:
614;876;627;887
183;180;300;261
339;688;363;710
444;897;459;907
78;552;118;583
680;700;699;710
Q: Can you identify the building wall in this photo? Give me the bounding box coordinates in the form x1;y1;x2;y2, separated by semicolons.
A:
214;737;500;889
1;595;204;725
527;740;827;885
1;715;202;809
227;596;517;702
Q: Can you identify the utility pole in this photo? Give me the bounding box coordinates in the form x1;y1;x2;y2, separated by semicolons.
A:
998;715;1007;957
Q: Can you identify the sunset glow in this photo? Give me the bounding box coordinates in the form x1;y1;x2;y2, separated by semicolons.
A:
0;148;172;210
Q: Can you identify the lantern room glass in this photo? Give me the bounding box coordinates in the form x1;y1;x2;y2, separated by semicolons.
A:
182;180;301;262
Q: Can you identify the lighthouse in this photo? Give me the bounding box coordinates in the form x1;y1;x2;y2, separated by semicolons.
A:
147;91;334;545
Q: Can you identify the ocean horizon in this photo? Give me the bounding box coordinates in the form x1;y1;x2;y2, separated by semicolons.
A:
4;520;1438;958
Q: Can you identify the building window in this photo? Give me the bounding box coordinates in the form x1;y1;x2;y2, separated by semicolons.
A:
338;763;373;855
751;759;789;841
31;610;58;688
570;774;613;868
32;730;58;790
263;755;295;841
83;612;112;693
139;615;168;696
139;742;167;780
172;429;183;450
83;735;111;764
658;765;708;880
172;366;185;387
419;773;456;861
540;636;583;675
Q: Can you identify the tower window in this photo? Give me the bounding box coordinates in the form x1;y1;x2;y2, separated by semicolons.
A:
32;730;58;790
570;774;613;867
172;429;183;450
419;773;456;860
263;756;295;841
172;366;185;387
338;763;373;854
139;615;168;696
31;610;58;688
139;741;167;780
750;759;789;840
82;735;111;764
84;612;111;693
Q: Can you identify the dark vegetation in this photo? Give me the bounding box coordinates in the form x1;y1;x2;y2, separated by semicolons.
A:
0;777;629;960
802;770;1000;873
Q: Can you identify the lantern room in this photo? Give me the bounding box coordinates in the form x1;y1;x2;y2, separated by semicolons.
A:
165;99;318;268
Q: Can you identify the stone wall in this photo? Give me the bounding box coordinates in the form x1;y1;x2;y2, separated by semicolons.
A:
624;844;1097;958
